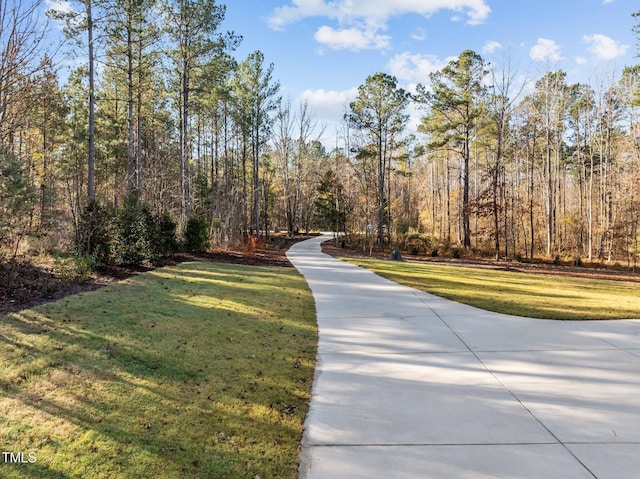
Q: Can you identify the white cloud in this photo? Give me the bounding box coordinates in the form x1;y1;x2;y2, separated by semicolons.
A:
45;0;76;14
482;40;502;55
299;87;359;122
267;0;490;50
268;0;490;28
583;33;628;61
388;52;450;83
529;38;563;63
314;25;391;51
267;0;333;30
575;56;588;65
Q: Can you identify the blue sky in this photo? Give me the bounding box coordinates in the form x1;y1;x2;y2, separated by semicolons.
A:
223;0;638;128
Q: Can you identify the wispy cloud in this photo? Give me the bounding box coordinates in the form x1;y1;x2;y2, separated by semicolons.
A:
411;27;427;41
267;0;491;50
268;0;491;29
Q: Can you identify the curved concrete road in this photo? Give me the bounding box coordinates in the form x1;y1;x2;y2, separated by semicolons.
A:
287;234;640;479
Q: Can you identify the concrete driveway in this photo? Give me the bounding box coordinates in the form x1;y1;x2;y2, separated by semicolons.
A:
287;234;640;479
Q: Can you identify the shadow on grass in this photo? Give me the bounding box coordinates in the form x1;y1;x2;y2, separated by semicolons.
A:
0;261;317;479
350;258;640;320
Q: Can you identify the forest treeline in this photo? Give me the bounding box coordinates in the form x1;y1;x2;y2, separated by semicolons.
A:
1;0;639;268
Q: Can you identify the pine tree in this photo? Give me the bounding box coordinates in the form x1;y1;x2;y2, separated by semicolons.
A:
162;0;240;222
415;50;487;250
347;72;409;251
231;50;280;236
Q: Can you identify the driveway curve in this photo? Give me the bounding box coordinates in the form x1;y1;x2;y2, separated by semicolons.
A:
287;234;640;479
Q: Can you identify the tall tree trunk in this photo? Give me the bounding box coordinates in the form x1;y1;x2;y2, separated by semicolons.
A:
181;60;191;220
462;124;471;249
87;0;95;201
253;123;260;235
529;127;536;261
378;127;385;251
126;7;135;196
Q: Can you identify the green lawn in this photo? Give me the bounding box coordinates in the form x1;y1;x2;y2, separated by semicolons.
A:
340;257;640;320
0;261;317;479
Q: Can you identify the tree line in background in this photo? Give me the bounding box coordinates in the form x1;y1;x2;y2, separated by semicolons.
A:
1;0;639;269
347;52;639;268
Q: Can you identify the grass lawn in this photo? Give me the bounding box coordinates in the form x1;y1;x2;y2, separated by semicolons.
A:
0;261;317;479
340;257;640;320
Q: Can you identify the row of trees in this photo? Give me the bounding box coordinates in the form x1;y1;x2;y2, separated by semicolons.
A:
343;52;639;266
1;0;289;261
1;0;639;267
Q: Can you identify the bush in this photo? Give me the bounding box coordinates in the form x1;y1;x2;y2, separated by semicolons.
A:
243;234;266;257
75;197;180;267
243;235;258;257
407;234;432;256
394;233;434;256
152;212;179;257
54;255;97;280
73;255;97;277
182;216;210;253
110;197;155;266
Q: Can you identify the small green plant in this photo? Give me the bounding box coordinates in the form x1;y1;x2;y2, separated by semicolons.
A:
452;248;461;259
73;255;96;277
53;255;96;280
53;256;73;281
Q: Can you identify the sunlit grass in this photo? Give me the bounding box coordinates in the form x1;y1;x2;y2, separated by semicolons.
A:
340;257;640;320
0;261;317;478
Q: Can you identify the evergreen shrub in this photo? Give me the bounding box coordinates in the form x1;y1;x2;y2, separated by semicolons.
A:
182;216;210;253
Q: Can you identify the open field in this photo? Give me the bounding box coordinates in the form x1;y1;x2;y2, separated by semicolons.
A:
339;256;640;320
0;261;317;479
